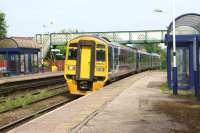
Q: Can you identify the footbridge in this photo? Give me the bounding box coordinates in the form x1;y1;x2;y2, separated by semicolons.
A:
35;30;167;46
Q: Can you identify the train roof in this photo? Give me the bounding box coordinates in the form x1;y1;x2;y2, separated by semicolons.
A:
69;34;110;44
69;35;160;56
69;34;137;50
137;51;160;56
151;53;161;57
137;50;151;55
108;41;137;50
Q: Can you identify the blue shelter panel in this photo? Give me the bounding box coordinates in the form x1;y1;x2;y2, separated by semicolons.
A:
166;13;200;99
0;37;40;76
176;48;190;89
166;35;200;98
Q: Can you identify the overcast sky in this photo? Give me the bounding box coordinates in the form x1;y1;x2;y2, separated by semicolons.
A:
0;0;200;37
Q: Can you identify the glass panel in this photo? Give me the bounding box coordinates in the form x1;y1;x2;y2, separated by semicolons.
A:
171;48;190;87
199;48;200;84
114;48;118;69
33;54;38;73
25;54;29;73
68;49;77;60
20;54;25;73
30;54;34;73
9;54;18;73
96;50;105;61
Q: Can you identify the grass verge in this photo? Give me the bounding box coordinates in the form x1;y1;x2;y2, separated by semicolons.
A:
152;83;200;132
160;83;196;100
154;101;200;133
0;87;67;113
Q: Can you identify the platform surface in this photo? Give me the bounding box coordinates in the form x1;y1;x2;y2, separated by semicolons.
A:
0;72;63;85
8;71;186;133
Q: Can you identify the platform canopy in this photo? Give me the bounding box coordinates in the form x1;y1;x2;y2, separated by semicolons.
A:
0;37;41;49
167;13;200;35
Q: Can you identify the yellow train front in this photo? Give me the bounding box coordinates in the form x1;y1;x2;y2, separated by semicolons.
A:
64;35;109;95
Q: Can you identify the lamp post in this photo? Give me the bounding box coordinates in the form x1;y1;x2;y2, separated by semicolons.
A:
43;22;57;72
41;22;55;72
172;0;177;95
154;0;177;95
41;24;47;72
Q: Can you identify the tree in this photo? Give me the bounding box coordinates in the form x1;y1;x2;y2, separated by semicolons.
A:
143;43;161;53
160;49;167;69
0;11;7;37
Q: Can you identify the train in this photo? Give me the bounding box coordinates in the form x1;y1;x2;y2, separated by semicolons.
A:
64;35;160;95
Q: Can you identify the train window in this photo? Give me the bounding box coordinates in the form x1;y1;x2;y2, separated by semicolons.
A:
114;48;118;69
96;50;105;61
68;49;77;60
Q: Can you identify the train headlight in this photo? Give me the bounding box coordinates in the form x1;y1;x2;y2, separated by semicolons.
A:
68;65;76;70
96;67;104;72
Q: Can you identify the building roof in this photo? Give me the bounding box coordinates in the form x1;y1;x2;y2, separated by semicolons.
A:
0;37;41;49
167;13;200;35
12;36;34;40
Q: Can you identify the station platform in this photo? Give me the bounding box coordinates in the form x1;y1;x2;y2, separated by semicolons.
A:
0;72;64;85
7;71;186;133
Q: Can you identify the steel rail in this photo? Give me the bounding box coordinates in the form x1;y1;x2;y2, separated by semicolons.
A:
0;76;65;95
0;93;77;133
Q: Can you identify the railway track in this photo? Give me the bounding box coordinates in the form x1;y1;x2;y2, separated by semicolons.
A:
0;75;77;132
0;96;76;133
0;76;65;95
0;85;67;113
0;86;79;133
0;72;79;133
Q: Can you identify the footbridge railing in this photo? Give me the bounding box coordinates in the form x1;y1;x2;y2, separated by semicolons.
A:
35;30;167;45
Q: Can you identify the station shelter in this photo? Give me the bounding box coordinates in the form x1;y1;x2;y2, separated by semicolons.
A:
165;13;200;98
0;37;41;76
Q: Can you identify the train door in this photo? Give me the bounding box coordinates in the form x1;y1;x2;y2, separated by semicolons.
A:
108;47;113;73
114;48;119;71
77;40;95;80
80;46;92;79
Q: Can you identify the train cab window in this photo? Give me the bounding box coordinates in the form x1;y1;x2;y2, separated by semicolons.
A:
96;50;105;61
68;49;77;60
